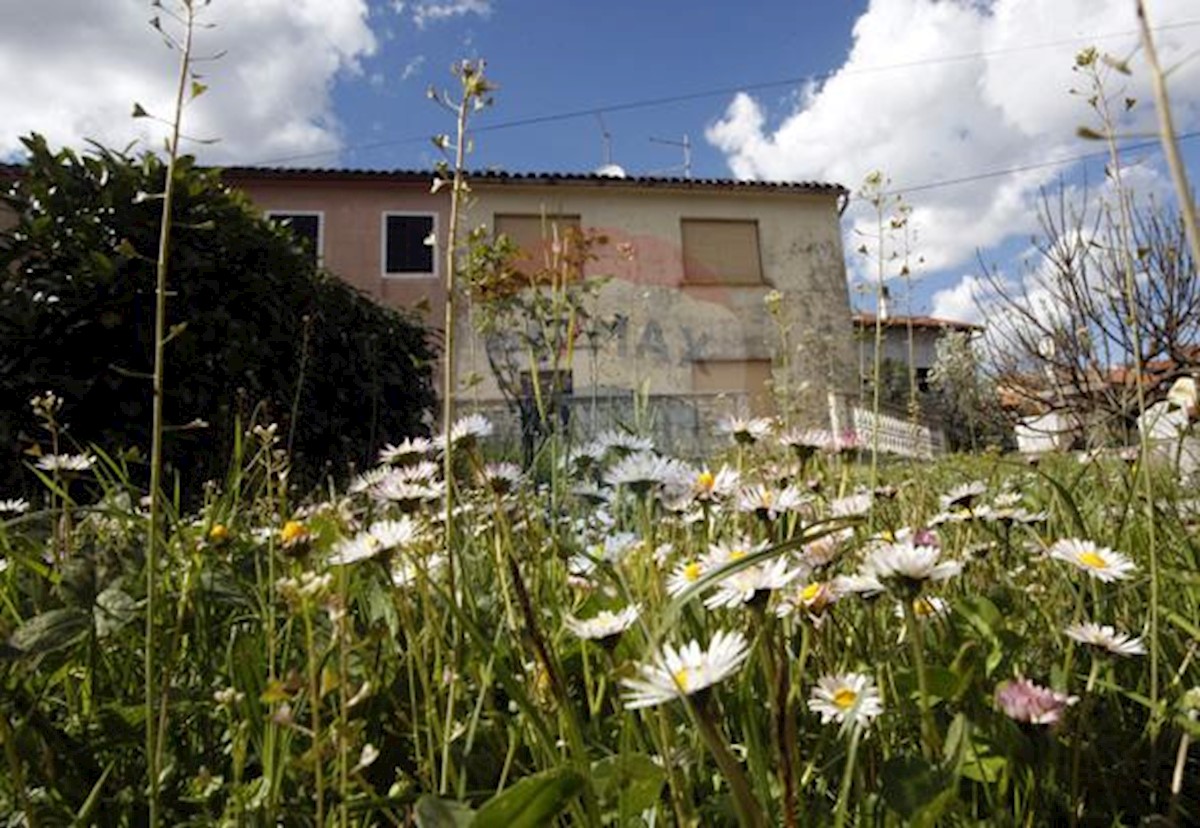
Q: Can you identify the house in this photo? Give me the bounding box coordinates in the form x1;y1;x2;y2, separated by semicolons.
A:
851;311;982;394
222;166;860;449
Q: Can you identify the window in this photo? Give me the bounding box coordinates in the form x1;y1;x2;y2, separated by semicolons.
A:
494;213;582;275
266;211;322;264
680;219;764;285
383;213;436;277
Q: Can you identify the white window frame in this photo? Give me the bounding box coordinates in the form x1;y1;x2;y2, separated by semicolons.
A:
265;210;324;263
381;211;438;279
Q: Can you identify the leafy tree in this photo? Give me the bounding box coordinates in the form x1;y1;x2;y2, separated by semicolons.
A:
0;134;435;497
929;330;1011;452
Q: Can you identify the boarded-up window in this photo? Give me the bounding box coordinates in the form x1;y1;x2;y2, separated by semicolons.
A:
383;213;436;276
692;359;773;416
681;219;764;285
494;213;582;275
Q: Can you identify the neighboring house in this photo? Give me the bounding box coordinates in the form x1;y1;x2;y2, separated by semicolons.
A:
852;311;983;393
223;167;860;446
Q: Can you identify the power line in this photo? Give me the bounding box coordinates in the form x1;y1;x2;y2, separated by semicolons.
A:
868;130;1200;200
252;18;1200;167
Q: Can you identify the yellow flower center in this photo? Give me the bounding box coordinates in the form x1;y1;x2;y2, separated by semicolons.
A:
801;582;822;602
1078;551;1109;569
683;561;703;582
209;524;229;541
696;471;715;491
913;598;935;617
833;687;858;710
729;549;747;561
673;668;691;691
881;530;896;542
281;520;308;544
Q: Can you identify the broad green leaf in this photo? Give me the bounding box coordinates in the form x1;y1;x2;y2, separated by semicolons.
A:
413;794;475;828
9;607;90;655
473;767;585;828
94;585;137;638
591;753;666;816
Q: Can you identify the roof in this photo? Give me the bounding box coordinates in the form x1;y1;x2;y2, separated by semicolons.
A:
852;311;983;333
218;165;846;196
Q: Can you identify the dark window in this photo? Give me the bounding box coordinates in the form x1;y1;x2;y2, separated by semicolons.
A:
268;212;321;263
385;214;435;275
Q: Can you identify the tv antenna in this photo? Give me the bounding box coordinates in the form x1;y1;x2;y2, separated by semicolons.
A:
648;134;691;178
595;113;612;166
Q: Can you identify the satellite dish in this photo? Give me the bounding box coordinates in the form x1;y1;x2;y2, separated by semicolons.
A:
594;163;627;178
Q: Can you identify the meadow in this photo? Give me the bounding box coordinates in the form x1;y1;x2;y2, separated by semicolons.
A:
2;403;1197;826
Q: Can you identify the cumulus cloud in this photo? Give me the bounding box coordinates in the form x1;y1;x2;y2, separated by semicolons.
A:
0;0;376;165
411;0;492;29
707;0;1200;306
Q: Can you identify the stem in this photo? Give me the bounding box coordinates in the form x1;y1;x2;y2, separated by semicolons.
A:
833;723;864;828
145;5;196;823
692;694;767;828
902;595;940;758
1068;657;1102;828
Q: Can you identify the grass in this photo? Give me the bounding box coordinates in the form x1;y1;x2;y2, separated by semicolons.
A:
1;415;1198;826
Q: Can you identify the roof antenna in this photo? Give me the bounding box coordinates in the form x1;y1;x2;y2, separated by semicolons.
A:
648;134;691;179
593;113;626;177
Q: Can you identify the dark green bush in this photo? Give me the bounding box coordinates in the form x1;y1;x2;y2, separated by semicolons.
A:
0;134;435;498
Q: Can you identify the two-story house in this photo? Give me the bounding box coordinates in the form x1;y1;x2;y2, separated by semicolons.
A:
222;167;859;446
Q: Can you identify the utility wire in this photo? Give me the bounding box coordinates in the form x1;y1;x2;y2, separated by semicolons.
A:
253;18;1200;167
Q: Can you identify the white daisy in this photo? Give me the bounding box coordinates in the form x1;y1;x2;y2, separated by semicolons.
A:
778;427;833;456
35;453;94;473
1048;539;1137;583
716;414;775;445
621;630;750;709
704;556;805;610
808;672;884;727
1064;622;1146;656
604;452;692;494
865;541;962;587
776;579;839;618
564;605;640;643
328;517;424;566
829;492;873;519
666;558;708;596
0;498;30;515
894;596;950;620
378;437;433;464
348;466;390;495
591;429;655;456
691;466;740;503
831;572;886;598
735;484;808;520
481;462;523;492
940;480;987;510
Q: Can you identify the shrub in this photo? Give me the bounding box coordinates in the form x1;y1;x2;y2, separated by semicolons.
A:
0;134;435;498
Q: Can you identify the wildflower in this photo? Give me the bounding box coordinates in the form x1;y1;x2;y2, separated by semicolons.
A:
591;428;655;457
864;541;962;588
348;466;391;495
831;430;861;454
390;553;446;589
736;483;807;520
779;427;832;458
481;462;523;493
622;630;750;709
378;436;432;464
35;453;94;473
777;579;839;618
352;744;380;773
564;605;640;644
800;528;852;569
280;520;310;547
691;466;740;502
832;572;887;598
995;677;1078;725
808;672;883;727
208;523;230;543
0;498;30;515
895;595;950;620
1048;539;1137;583
940;480;987;511
432;414;493;450
829;492;873;519
704;556;804;610
666;558;707;596
716;414;774;445
1064;622;1146;657
604;452;691;494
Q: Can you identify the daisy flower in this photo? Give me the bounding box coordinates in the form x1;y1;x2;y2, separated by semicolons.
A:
995;677;1078;725
778;427;832;457
378;437;432;464
940;480;987;511
481;462;523;493
829;492;873;519
1048;539;1137;582
432;414;493;450
35;453;94;473
328;517;424;566
591;428;655;457
1064;622;1146;656
704;556;804;610
716;414;775;445
735;484;808;521
622;630;750;709
604;452;691;494
564;605;640;644
864;541;962;587
895;595;950;621
0;498;30;515
666;558;708;596
808;672;884;727
832;572;887;598
776;579;839;618
691;466;740;503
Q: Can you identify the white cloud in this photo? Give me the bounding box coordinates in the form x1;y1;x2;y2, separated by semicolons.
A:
0;0;376;165
411;0;492;29
707;0;1200;277
400;55;427;82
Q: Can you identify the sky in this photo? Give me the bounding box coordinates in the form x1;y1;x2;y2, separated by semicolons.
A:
2;0;1199;328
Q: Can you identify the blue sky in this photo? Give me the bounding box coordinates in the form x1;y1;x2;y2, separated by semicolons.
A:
2;0;1199;326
